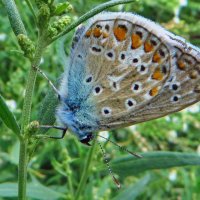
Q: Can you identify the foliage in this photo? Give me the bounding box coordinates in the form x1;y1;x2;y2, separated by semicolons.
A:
0;0;200;200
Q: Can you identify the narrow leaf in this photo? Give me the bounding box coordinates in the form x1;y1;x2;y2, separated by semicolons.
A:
101;152;200;177
0;94;20;136
0;183;64;200
113;174;151;200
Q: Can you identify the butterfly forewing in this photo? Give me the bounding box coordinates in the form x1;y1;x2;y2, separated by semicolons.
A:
69;12;200;131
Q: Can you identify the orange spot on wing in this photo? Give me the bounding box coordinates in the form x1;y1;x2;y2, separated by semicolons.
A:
93;28;102;38
177;60;186;70
85;29;92;37
149;87;159;96
144;41;154;52
113;26;127;41
152;52;161;63
102;32;109;38
131;34;142;49
152;68;164;81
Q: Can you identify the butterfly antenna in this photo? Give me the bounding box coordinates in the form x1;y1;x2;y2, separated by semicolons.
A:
34;66;60;96
96;139;121;189
98;135;142;158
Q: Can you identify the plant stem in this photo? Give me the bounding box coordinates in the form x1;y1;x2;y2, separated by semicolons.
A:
21;68;37;131
67;171;74;196
21;35;45;131
24;0;37;22
19;34;46;199
51;0;138;43
18;138;28;200
2;0;27;36
74;139;97;200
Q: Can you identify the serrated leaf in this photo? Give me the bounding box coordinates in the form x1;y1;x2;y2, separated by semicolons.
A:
0;94;20;135
100;152;200;177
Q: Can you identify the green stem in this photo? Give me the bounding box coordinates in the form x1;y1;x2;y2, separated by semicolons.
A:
21;36;45;131
74;139;97;200
2;0;27;36
19;35;46;199
67;171;74;196
21;67;37;131
50;0;138;43
15;0;36;36
18;138;28;200
25;0;37;22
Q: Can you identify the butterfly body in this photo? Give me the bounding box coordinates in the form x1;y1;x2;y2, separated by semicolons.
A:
56;12;200;141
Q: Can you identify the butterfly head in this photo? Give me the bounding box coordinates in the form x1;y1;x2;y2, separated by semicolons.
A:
80;132;94;146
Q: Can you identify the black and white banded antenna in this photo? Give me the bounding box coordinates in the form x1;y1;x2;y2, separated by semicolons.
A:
98;134;142;158
33;66;60;97
96;139;121;189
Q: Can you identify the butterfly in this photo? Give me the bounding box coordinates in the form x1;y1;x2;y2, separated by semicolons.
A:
55;12;200;145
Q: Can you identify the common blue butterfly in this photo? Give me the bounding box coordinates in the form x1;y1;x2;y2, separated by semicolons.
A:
55;12;200;145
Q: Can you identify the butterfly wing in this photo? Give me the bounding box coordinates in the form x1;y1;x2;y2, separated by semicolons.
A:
63;12;200;133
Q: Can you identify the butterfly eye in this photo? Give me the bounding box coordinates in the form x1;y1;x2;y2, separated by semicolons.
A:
171;95;181;103
131;82;142;93
101;107;112;117
93;85;103;95
125;98;136;110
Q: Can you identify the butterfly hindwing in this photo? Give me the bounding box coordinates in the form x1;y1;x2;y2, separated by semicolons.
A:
64;12;200;132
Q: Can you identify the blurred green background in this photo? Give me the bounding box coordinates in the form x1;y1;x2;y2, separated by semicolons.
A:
0;0;200;199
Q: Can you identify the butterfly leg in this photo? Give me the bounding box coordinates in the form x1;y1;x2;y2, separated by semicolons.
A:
36;125;68;139
33;66;61;98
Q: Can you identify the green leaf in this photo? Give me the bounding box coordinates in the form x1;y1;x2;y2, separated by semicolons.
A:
112;174;151;200
0;94;20;136
104;152;200;177
54;2;71;15
0;183;65;200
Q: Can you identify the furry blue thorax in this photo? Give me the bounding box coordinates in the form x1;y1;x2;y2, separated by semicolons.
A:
56;54;99;141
